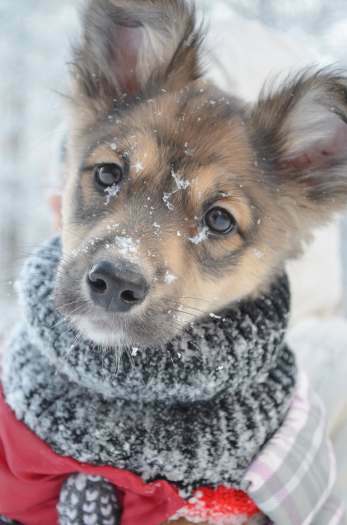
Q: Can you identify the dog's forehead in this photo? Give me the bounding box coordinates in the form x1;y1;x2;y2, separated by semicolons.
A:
76;82;253;202
116;84;251;180
126;83;246;144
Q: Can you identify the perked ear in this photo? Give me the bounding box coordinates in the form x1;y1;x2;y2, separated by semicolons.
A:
250;70;347;218
72;0;203;116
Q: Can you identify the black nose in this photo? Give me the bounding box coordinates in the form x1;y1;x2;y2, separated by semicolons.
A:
87;261;149;312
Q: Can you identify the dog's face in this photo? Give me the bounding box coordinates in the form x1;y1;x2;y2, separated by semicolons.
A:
55;0;347;348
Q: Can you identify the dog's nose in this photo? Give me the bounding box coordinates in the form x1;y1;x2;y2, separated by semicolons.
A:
87;261;149;312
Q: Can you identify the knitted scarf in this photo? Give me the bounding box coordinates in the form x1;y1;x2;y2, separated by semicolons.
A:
2;237;296;493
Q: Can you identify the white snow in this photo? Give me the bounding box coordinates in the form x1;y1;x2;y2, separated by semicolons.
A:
164;271;177;285
163;192;175;211
134;161;144;174
253;248;264;259
106;223;120;232
189;227;209;245
184;142;194;157
104;184;120;205
171;168;190;190
209;313;222;320
162;169;190;210
114;236;139;257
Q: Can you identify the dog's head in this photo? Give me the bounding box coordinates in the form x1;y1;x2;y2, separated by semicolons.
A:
55;0;347;348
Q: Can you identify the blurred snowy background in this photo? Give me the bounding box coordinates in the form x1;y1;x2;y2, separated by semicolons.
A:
1;0;347;499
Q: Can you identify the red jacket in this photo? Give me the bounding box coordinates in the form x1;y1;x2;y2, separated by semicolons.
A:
0;388;184;525
0;389;259;525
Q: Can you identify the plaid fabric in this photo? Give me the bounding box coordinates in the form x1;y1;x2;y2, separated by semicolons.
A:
243;372;346;525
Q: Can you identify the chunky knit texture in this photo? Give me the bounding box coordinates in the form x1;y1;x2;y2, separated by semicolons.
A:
2;237;296;495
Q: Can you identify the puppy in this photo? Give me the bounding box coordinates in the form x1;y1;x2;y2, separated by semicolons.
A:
54;1;347;523
56;0;347;349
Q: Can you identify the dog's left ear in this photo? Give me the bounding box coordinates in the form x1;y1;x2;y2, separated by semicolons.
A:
71;0;203;121
249;71;347;223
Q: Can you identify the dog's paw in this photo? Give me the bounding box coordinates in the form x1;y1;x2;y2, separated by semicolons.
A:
58;474;121;525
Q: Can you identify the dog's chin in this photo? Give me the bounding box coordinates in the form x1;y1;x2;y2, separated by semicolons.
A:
70;313;182;349
73;317;130;348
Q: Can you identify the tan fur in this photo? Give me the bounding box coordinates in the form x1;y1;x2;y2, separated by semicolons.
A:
61;68;347;344
63;82;321;326
62;88;284;327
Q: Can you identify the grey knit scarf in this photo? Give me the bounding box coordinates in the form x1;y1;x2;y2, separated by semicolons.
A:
2;236;296;493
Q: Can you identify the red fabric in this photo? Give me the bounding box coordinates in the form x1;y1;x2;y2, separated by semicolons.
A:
180;486;259;522
0;389;260;525
0;389;184;525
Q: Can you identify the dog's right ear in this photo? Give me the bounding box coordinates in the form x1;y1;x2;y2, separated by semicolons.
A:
71;0;203;123
248;70;347;231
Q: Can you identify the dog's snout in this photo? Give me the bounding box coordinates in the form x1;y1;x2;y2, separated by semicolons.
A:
87;260;149;312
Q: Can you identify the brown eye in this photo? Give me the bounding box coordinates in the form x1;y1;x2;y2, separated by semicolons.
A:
205;207;237;234
94;164;123;189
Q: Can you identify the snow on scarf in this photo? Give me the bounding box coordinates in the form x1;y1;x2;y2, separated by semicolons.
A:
2;236;296;492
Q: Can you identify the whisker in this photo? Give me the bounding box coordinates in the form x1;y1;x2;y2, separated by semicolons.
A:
165;300;207;316
177;296;219;305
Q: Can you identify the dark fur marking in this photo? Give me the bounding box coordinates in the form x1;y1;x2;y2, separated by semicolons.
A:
154;129;227;172
194;245;245;277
